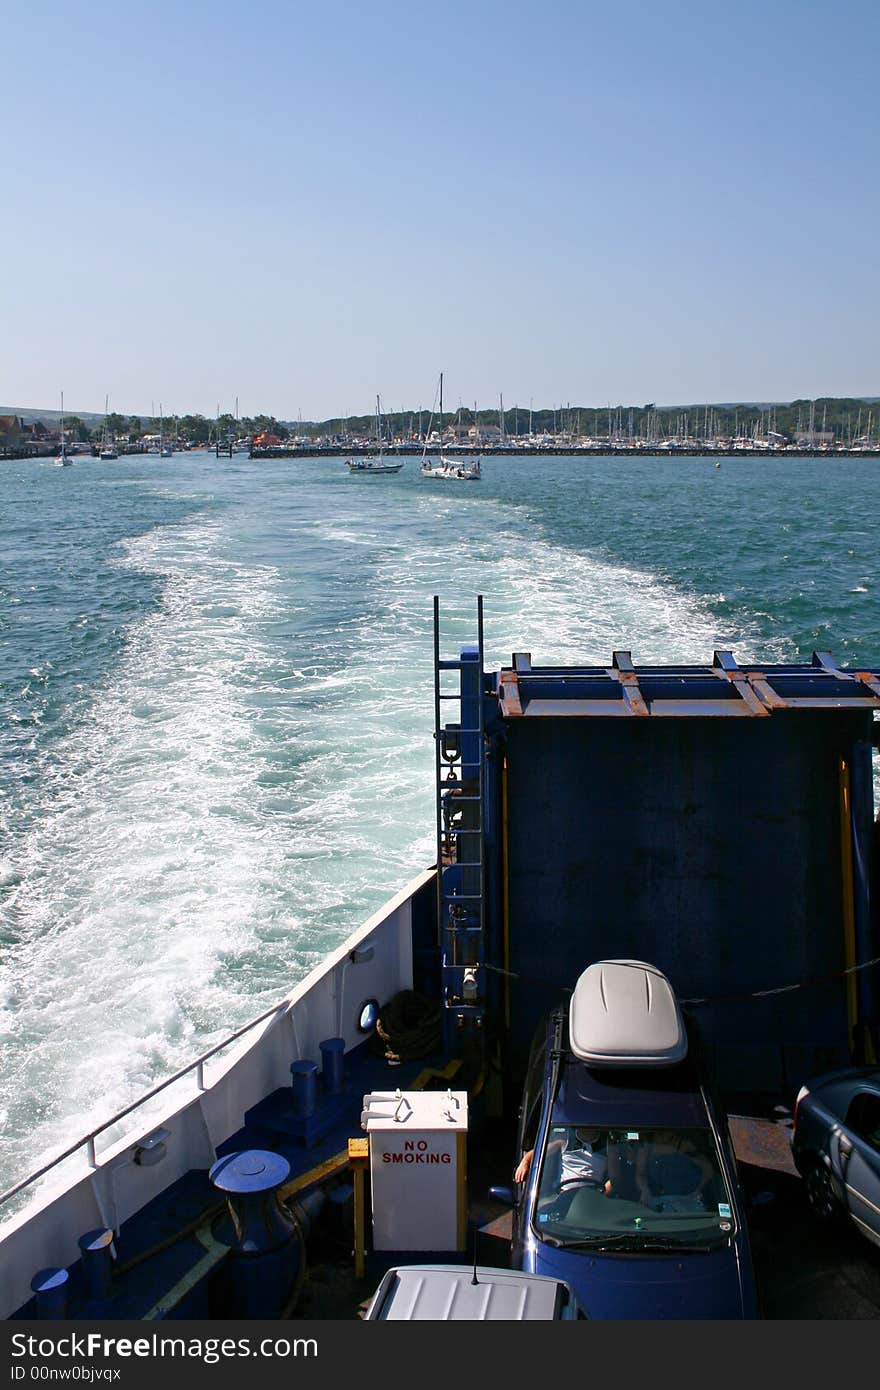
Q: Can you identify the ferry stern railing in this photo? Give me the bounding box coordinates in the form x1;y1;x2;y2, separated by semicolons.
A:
0;999;291;1213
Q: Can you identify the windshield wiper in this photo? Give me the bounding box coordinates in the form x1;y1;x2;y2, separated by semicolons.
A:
561;1233;722;1254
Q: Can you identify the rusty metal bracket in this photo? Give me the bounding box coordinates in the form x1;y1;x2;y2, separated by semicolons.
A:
744;671;789;709
814;650;880;700
609;650;649;716
498;669;523;716
712;651;770;716
855;671;880;699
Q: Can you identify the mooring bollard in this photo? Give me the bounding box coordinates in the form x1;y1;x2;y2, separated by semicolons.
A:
290;1058;318;1117
30;1267;69;1319
209;1149;300;1317
319;1037;345;1095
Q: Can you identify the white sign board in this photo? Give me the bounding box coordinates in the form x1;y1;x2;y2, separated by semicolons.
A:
363;1090;468;1252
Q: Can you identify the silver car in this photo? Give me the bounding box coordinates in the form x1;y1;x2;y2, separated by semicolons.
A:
791;1066;880;1248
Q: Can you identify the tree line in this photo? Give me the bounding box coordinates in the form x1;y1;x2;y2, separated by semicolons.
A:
57;396;879;446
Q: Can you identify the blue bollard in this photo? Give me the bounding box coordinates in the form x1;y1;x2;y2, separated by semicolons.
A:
290;1059;318;1117
209;1150;302;1317
78;1228;114;1303
31;1267;69;1319
319;1037;345;1095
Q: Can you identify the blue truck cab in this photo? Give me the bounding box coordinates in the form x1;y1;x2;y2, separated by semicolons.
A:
497;960;758;1319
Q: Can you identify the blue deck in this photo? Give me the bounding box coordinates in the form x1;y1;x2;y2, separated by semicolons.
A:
13;1040;454;1320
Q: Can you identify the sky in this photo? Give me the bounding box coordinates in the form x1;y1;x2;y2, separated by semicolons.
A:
2;0;878;421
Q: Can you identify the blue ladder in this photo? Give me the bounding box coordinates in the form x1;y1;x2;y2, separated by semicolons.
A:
433;595;487;1053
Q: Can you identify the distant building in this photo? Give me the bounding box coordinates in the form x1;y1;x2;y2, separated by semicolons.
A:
470;423;502;443
794;431;835;446
0;415;23;445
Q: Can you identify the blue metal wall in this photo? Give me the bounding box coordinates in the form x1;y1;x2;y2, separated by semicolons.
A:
500;710;877;1096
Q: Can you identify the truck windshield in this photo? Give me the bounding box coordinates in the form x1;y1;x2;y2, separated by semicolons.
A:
534;1125;734;1251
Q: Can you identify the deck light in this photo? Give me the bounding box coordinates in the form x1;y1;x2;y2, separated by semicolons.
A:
133;1127;170;1167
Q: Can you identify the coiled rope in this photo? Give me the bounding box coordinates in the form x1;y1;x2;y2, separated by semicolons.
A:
373;990;443;1063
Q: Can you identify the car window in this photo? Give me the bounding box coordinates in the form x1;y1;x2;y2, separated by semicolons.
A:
517;1023;548;1160
532;1126;734;1251
845;1093;880;1152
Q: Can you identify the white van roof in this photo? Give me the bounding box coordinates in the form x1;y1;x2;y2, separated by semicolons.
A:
365;1265;580;1320
569;959;688;1067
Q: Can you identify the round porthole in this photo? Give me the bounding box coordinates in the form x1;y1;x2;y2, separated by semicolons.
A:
357;999;380;1033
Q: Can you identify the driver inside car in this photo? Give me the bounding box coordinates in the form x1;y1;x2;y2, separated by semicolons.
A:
515;1126;615;1195
554;1126;612;1192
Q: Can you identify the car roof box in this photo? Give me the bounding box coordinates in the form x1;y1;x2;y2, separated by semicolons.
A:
569;959;688;1067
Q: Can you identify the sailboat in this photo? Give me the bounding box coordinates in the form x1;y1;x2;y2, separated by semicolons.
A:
345;396;404;473
99;395;119;459
159;404;173;457
420;374;481;480
57;391;73;466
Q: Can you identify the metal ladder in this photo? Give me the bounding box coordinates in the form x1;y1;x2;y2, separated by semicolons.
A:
432;595;487;1051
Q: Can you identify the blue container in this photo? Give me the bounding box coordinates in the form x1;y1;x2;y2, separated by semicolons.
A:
209;1149;300;1318
290;1059;318;1117
31;1267;68;1319
320;1037;345;1095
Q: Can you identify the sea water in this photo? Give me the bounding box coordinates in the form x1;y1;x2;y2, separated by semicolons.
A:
1;450;878;1195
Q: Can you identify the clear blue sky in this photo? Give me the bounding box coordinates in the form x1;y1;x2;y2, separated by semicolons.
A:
3;0;878;421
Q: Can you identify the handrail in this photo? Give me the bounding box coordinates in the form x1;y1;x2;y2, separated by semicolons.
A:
0;997;291;1211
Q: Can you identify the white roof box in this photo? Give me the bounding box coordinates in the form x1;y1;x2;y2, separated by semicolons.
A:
569;960;688;1067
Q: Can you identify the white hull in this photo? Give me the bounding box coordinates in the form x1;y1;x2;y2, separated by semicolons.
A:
345;460;404;474
420;463;481;481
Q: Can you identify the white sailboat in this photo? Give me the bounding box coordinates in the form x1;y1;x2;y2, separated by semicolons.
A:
159;404;173;457
99;395;119;459
420;373;481;480
345;396;404;473
57;392;73;466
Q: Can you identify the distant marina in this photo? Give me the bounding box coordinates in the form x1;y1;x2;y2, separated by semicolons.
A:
2;393;879;461
4;433;880;462
250;439;880;460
